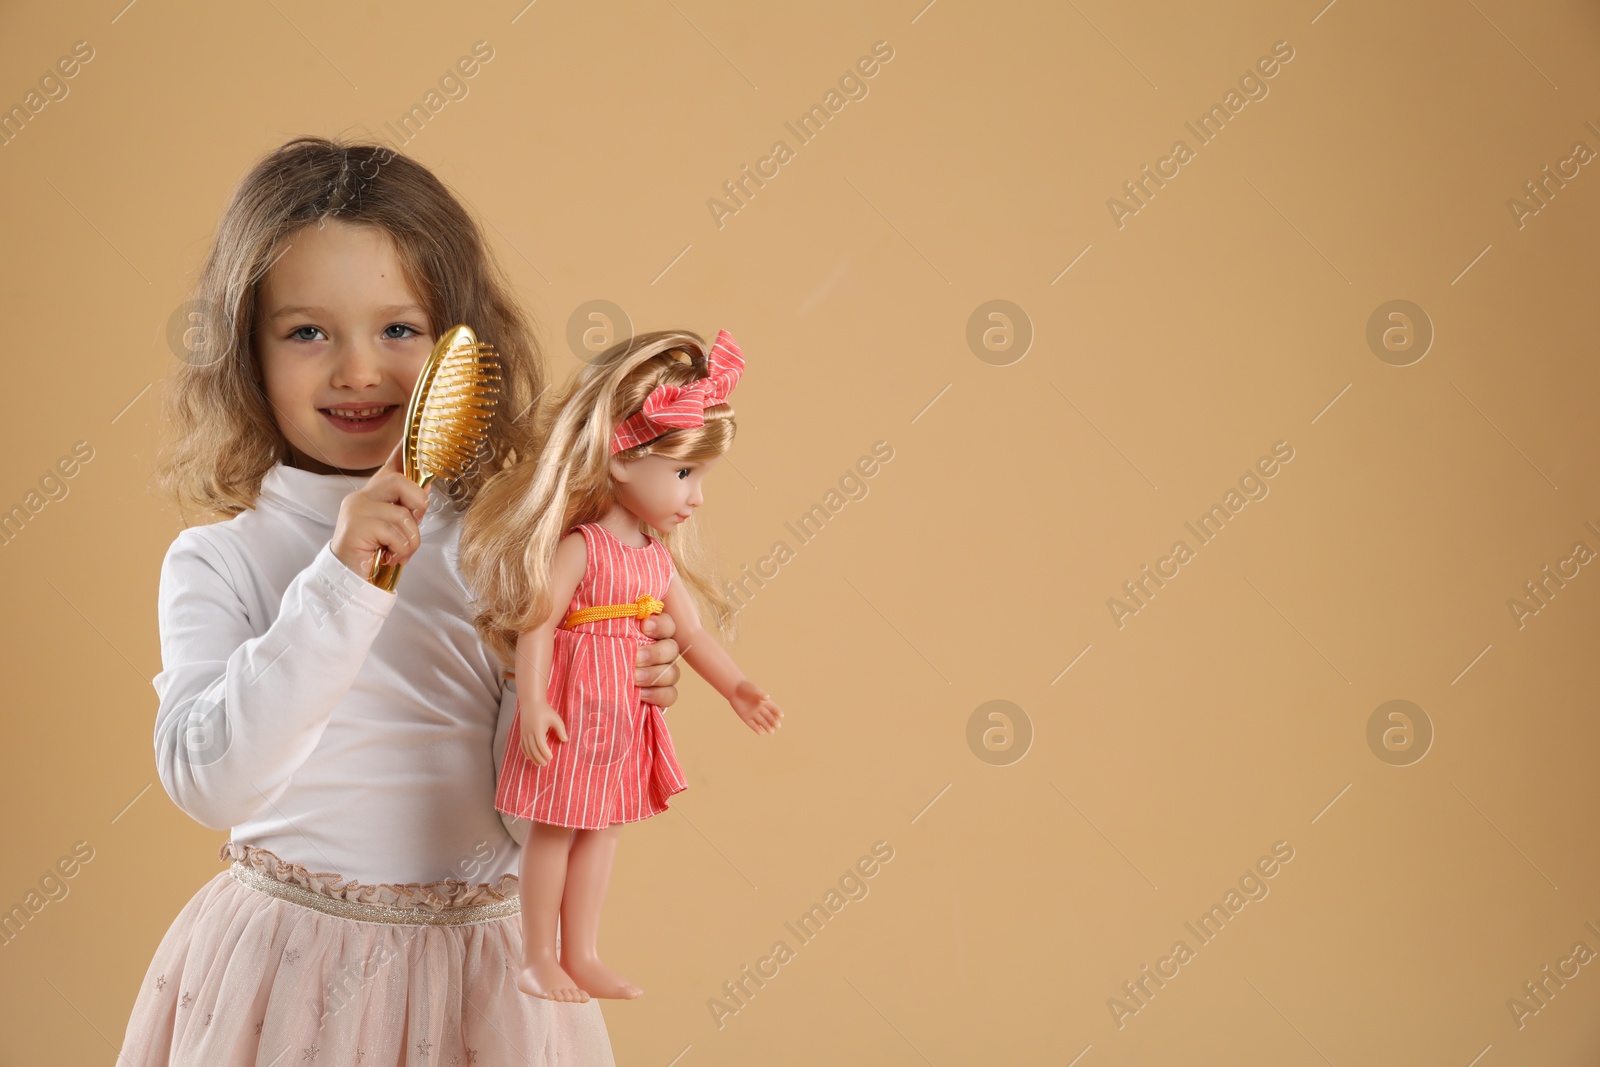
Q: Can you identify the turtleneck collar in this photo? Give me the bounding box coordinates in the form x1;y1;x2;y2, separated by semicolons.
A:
258;464;364;525
256;464;455;532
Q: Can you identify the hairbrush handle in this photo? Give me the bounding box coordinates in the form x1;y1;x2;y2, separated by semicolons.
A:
367;472;435;592
368;552;403;593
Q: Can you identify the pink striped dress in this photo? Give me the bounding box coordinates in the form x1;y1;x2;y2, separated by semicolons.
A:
495;522;689;830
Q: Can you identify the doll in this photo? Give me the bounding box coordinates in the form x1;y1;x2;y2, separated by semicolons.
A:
459;328;784;1003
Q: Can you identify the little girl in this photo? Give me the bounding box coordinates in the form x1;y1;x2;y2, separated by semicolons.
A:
459;329;784;1003
121;136;694;1064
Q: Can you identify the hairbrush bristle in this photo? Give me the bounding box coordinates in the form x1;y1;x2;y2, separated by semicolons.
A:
371;326;504;590
408;334;502;482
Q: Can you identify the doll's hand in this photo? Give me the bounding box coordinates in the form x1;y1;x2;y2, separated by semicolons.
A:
519;701;568;766
730;679;783;736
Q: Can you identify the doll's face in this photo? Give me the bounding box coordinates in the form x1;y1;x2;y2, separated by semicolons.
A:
608;452;723;529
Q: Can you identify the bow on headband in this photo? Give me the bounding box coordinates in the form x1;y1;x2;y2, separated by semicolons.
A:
610;329;744;454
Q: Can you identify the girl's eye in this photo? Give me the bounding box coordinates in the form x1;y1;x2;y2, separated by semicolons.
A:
290;325;326;342
676;468;691;479
383;323;422;340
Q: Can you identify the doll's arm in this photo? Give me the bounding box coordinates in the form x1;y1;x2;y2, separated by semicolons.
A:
509;532;588;765
491;676;529;847
659;577;783;735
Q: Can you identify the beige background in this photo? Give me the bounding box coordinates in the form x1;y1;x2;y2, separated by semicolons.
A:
3;0;1599;1062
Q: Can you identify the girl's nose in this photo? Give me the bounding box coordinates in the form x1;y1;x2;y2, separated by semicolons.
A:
328;340;384;389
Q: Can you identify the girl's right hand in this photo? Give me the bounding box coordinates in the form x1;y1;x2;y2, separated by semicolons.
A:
331;443;432;576
519;700;569;765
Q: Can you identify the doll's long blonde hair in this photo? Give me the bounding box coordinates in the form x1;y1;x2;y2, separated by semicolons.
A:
459;330;740;666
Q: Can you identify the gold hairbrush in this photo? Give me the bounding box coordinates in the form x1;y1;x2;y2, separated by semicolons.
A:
368;324;502;591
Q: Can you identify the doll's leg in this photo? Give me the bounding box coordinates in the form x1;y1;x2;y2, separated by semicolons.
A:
516;821;590;1001
561;823;643;999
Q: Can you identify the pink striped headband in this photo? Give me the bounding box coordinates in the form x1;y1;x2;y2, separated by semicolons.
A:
610;329;744;455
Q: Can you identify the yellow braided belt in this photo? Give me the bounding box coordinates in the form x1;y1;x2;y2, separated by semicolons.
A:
562;593;664;630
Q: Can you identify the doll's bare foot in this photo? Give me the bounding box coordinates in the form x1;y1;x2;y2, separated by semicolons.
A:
517;957;590;1002
563;953;643;999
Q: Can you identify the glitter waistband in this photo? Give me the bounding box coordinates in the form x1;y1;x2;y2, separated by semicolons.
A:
228;862;521;926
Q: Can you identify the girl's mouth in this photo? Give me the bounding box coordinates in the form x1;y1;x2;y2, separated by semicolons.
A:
320;404;400;434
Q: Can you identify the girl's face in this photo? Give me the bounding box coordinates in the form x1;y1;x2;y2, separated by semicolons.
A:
608;452;723;530
254;219;434;475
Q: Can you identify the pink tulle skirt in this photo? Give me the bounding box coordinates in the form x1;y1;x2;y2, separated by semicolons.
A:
118;842;615;1066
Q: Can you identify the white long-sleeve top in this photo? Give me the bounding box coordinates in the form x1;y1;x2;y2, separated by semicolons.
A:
152;463;528;885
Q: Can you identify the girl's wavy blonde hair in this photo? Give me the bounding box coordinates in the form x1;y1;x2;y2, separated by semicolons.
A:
156;135;545;518
459;330;741;666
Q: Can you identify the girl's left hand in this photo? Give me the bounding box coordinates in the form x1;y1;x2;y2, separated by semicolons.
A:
637;613;682;707
731;680;783;735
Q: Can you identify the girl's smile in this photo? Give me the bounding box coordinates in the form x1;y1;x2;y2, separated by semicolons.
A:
320;403;401;434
